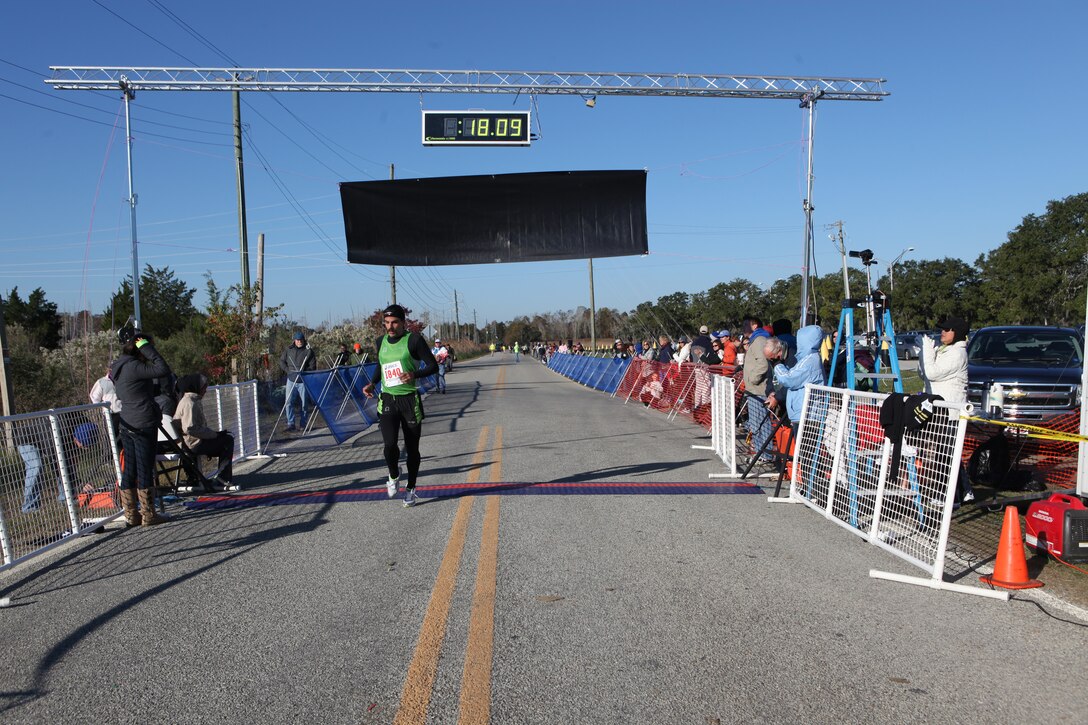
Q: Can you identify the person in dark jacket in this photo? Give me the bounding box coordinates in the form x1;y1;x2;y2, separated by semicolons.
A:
110;328;172;527
656;335;674;364
280;331;316;431
362;304;439;508
690;325;714;361
333;343;352;367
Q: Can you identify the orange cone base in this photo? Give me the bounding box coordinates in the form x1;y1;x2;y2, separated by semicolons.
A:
979;574;1043;590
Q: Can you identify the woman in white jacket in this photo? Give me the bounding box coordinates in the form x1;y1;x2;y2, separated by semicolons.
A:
920;316;969;404
920;315;973;502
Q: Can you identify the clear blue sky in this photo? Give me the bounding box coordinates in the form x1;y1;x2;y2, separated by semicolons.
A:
2;1;1085;331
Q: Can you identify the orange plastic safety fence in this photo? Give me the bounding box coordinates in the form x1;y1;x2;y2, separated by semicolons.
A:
616;359;738;430
962;412;1080;489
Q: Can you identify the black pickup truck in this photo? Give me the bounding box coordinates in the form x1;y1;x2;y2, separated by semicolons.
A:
965;326;1083;422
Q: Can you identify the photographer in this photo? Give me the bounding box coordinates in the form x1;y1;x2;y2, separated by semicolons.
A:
110;328;172;527
766;326;826;424
920;316;969;404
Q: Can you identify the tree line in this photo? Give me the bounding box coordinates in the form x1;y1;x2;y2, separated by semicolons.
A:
498;191;1088;344
3;191;1085;411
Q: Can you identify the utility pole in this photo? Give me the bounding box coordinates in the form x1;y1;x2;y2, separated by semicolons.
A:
389;164;396;304
454;290;461;340
826;220;851;300
0;298;15;418
888;246;914;293
588;258;597;352
473;310;478;343
255;232;265;329
233;80;251;293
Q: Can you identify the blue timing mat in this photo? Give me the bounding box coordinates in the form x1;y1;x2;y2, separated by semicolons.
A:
185;480;764;510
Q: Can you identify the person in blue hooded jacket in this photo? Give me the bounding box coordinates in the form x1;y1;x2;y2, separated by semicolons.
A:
766;324;826;424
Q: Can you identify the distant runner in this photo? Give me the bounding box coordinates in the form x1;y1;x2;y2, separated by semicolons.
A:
363;305;439;507
432;338;449;393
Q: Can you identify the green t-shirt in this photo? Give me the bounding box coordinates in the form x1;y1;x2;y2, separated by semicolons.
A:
378;333;418;396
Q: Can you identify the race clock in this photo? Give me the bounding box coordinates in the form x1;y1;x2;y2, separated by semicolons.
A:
422;110;531;146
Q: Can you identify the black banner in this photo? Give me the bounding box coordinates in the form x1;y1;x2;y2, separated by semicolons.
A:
340;170;648;266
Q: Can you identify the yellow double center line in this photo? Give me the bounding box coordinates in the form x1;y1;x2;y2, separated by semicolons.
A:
393;426;503;725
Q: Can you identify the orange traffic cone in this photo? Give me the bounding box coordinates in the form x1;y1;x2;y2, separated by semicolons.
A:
980;505;1043;590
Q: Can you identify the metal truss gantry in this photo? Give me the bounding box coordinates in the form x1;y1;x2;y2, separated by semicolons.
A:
47;67;887;101
46;66;889;328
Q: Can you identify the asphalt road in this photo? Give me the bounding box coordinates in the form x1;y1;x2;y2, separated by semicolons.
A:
1;352;1085;724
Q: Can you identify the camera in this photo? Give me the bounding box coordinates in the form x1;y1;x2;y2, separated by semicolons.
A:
118;327;151;346
848;249;875;265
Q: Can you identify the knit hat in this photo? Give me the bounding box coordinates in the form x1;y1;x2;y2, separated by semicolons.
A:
382;304;407;320
293;331;306;341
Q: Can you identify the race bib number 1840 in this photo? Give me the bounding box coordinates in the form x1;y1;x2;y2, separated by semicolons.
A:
382;361;405;386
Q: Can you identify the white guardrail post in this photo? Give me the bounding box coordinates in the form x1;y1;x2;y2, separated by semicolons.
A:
204;380;264;461
234;385;245;457
702;374;737;479
0;482;12;565
48;413;82;535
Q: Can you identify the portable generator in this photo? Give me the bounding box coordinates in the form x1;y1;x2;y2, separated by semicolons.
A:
1025;494;1088;562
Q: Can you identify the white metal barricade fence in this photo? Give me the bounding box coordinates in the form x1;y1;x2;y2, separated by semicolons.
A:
202;380;262;461
693;374;737;478
0;403;123;571
0;382;263;572
784;384;1006;600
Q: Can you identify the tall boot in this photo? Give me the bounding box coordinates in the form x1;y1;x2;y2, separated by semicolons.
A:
119;488;141;527
137;488;168;526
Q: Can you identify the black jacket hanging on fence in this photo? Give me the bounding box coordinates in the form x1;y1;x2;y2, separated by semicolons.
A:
880;393;943;480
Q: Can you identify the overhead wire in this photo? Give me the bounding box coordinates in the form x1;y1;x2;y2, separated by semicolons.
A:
57;2;528;321
130;0;461;306
146;0;238;65
90;0;200;65
0;91;232;146
243;133;385;283
146;0;384;181
0;76;226;136
1;57;232;143
397;267;455;309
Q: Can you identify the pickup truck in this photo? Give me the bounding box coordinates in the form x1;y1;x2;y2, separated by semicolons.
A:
965;326;1083;422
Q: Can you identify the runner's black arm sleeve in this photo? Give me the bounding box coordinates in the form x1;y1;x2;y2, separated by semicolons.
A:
366;337;383;387
409;334;439;378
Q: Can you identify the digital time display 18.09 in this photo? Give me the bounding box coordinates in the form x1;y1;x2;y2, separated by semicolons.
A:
422;110;531;146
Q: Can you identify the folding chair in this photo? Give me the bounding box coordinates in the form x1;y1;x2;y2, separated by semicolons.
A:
156;416;215;495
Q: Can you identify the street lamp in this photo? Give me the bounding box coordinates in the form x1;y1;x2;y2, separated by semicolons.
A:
888;246;914;292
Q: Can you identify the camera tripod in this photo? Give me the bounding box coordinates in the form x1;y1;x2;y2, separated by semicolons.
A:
828;249;904;394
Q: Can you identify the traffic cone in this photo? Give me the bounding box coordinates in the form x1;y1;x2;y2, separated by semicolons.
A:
980;505;1043;590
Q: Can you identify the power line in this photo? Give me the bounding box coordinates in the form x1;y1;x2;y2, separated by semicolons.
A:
147;2;384;180
243;133;385;284
89;0;200;65
0;76;227;136
146;0;240;66
241;98;347;180
0;91;232;146
260;93;378;179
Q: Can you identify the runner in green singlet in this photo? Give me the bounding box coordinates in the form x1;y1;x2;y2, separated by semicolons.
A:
362;304;439;507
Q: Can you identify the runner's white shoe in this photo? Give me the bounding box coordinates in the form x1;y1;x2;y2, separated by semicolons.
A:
403;488;417;507
386;476;399;498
